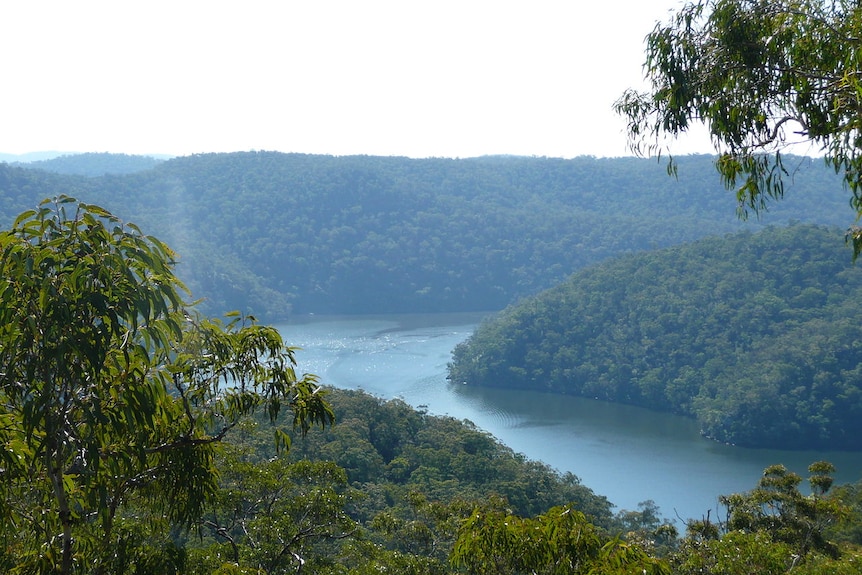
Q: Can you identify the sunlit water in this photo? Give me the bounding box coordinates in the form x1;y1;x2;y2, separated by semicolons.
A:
277;313;862;523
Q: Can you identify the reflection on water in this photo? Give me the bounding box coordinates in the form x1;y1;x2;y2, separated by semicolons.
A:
277;313;862;523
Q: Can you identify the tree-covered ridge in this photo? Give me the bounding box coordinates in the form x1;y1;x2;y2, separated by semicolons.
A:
282;388;614;523
189;389;862;574
17;152;165;176
3;200;862;573
448;224;862;450
0;152;853;319
183;387;654;573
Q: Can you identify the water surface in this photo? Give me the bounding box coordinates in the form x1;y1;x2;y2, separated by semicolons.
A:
277;313;862;523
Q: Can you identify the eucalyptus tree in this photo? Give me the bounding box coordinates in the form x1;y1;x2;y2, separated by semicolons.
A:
191;453;356;575
0;197;333;574
450;500;669;575
615;0;862;253
673;462;848;574
719;462;845;559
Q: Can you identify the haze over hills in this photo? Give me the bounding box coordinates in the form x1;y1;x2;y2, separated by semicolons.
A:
0;151;75;163
0;151;171;165
0;151;853;320
13;152;167;176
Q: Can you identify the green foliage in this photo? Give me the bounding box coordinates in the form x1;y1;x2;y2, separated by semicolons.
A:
185;387;626;574
0;152;852;319
284;388;615;525
0;199;332;574
828;481;862;547
790;550;862;575
673;531;794;575
615;500;679;557
615;0;862;255
190;450;355;575
449;224;862;449
451;501;669;575
367;491;473;572
671;462;857;574
719;462;845;558
186;389;628;575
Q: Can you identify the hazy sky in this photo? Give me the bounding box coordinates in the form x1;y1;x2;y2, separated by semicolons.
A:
0;0;714;159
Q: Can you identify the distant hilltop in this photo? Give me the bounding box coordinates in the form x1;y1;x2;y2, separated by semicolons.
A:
1;152;171;176
0;151;74;163
0;151;853;320
0;151;173;163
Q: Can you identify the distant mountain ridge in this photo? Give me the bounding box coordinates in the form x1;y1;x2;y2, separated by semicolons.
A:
0;151;853;319
5;152;168;176
0;151;73;163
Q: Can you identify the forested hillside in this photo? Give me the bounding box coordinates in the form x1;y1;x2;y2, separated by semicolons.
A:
0;152;852;318
448;224;862;450
175;387;627;573
3;175;862;574
187;387;862;573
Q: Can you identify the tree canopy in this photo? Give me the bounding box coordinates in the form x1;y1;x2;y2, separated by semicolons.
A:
672;462;851;575
191;400;862;575
0;198;333;574
615;0;862;252
0;152;851;319
447;224;862;449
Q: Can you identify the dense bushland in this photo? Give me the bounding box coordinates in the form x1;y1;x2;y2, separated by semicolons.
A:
1;152;851;318
448;224;862;449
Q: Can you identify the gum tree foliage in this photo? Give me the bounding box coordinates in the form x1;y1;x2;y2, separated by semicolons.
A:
718;462;845;559
450;500;669;575
0;197;333;575
615;0;862;254
190;449;356;575
675;462;848;574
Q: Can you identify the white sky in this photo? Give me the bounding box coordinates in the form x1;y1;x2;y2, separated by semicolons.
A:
0;0;715;159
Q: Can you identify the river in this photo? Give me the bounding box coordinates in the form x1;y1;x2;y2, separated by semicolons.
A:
276;312;862;524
